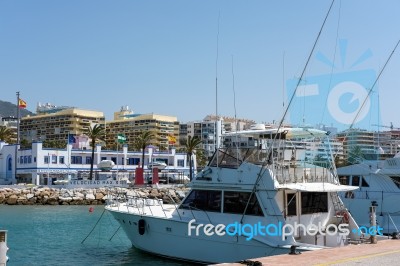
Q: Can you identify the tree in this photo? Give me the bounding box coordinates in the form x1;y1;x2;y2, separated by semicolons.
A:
184;136;203;181
347;146;365;165
20;139;31;149
43;140;67;149
0;126;12;143
84;124;105;180
133;131;155;168
194;148;208;168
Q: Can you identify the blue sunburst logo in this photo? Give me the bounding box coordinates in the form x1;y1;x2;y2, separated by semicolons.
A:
287;39;379;130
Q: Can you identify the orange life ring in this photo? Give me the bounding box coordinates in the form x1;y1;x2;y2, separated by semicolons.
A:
343;211;349;223
337;210;349;223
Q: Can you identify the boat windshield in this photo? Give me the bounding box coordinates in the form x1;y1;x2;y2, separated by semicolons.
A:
208;148;268;169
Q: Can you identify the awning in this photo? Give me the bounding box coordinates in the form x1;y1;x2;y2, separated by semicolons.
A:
276;182;358;192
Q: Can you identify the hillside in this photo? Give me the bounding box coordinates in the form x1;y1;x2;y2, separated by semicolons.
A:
0;99;35;118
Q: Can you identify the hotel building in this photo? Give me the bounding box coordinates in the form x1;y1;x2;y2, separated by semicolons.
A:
19;103;105;143
104;106;179;150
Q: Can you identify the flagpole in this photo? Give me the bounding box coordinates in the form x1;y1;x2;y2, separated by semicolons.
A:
15;91;20;182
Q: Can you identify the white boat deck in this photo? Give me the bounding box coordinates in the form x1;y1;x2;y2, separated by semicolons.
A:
107;199;178;219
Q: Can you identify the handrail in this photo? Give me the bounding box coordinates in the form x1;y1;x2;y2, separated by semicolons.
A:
188;205;212;224
388;212;399;233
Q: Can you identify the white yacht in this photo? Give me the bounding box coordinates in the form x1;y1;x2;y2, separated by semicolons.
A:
147;160;168;170
337;154;400;234
106;128;361;264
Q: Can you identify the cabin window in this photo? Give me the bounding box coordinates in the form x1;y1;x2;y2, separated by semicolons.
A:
111;157;117;164
351;176;360;186
59;156;65;164
301;192;328;214
223;191;263;216
390;176;400;189
361;177;369;187
286;193;297;216
339;176;350;185
180;190;221;212
86;157;92;164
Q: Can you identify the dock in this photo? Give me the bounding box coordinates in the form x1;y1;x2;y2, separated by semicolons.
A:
213;239;400;265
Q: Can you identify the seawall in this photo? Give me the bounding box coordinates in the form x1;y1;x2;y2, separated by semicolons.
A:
0;186;189;205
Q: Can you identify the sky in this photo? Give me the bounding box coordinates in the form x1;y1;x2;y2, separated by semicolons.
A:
1;0;400;129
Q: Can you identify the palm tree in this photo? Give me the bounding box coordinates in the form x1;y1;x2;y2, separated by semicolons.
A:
348;146;365;165
184;136;203;181
133;131;155;168
84;124;105;180
0;126;12;143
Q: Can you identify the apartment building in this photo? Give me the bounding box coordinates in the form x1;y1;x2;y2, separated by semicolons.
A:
104;106;179;150
183;115;255;157
19;104;105;143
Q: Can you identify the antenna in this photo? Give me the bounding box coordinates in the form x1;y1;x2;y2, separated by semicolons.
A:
215;11;220;166
282;52;285;115
232;55;239;165
240;0;336;224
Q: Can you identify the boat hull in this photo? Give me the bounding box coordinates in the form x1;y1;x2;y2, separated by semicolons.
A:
106;209;291;264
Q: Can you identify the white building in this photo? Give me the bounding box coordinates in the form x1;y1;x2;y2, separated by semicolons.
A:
0;141;195;185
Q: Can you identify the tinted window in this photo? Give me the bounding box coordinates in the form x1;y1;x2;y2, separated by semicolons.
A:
301;192;328;214
223;191;263;216
361;177;369;187
286;193;297;216
339;176;350;185
352;176;360;186
180;190;221;212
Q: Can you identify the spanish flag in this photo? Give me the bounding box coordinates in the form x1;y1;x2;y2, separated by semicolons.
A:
18;98;27;109
167;134;176;144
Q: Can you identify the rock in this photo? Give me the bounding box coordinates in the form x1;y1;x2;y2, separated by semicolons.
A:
7;194;18;205
86;193;95;200
26;193;35;200
75;192;84;199
95;193;104;200
175;190;186;199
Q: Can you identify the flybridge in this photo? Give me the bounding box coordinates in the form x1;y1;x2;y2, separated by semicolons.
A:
222;127;328;139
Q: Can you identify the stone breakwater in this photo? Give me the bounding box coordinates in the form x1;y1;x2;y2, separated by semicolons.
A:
0;186;190;205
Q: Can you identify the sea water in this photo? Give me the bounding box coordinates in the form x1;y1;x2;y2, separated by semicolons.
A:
0;205;193;266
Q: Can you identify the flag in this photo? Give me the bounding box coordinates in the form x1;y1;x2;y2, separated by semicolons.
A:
167;134;176;145
117;134;126;143
68;134;76;144
18;98;27;109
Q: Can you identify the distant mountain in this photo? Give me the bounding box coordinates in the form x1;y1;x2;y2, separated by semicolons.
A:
0;100;35;118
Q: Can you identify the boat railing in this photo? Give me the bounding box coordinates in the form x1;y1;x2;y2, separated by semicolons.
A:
270;161;337;185
186;205;213;225
106;188;185;220
209;147;339;185
387;213;400;233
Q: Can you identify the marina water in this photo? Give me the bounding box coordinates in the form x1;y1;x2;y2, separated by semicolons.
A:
0;205;192;266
